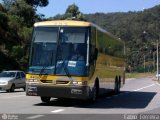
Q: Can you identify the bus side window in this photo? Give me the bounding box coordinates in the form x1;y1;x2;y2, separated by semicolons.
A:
90;27;96;63
90;45;95;63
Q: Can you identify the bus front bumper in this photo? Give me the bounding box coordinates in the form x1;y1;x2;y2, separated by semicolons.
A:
26;85;91;100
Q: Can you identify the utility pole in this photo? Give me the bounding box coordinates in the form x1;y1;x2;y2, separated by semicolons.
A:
157;41;159;81
153;52;155;71
143;31;146;73
144;55;146;73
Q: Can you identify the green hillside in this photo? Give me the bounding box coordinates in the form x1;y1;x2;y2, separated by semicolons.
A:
0;1;160;72
85;5;160;72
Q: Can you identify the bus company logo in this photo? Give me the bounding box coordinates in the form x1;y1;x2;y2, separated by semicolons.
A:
2;114;8;120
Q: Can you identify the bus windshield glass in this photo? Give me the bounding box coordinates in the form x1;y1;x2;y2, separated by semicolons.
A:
29;27;88;76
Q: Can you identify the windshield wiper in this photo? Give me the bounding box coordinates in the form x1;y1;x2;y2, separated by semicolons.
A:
39;65;48;77
61;57;72;79
39;53;53;76
54;27;73;80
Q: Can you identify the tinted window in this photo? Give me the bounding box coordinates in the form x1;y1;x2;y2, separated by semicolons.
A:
34;27;58;43
60;27;88;43
21;72;25;78
91;27;96;46
16;72;21;78
0;72;16;77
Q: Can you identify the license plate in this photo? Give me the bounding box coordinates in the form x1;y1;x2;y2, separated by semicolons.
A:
71;89;82;94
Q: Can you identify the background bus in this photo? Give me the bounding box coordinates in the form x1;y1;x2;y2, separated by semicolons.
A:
26;20;125;103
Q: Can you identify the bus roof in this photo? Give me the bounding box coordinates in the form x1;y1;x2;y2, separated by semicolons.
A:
34;20;121;42
34;20;91;27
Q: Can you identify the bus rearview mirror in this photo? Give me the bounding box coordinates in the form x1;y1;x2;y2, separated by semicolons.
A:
95;48;98;60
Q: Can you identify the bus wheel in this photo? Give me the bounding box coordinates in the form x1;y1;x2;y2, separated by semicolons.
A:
91;80;99;102
119;76;121;88
41;96;51;103
92;85;97;102
87;86;96;103
114;77;120;94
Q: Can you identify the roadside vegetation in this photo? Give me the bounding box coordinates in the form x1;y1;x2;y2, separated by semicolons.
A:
126;72;155;79
85;6;160;73
0;0;48;71
0;1;160;75
47;4;160;73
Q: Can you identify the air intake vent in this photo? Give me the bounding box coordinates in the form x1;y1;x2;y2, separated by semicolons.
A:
40;80;52;83
56;80;70;84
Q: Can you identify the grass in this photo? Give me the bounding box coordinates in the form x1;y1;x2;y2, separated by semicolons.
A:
126;72;155;79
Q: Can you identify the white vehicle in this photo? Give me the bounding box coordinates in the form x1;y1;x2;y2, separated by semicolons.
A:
0;71;26;92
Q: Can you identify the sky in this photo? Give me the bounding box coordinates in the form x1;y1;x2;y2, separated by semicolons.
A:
0;0;160;18
37;0;160;18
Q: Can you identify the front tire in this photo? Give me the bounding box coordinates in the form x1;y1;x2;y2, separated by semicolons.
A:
23;87;26;91
41;96;51;103
9;84;15;92
92;86;97;102
89;80;99;103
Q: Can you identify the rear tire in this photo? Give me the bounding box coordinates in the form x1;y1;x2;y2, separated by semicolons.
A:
119;76;121;88
114;77;120;94
41;96;51;103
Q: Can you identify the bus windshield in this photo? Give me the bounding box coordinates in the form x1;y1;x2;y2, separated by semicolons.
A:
29;27;88;76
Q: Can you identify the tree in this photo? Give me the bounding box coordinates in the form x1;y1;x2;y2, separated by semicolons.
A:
85;5;160;72
64;3;85;20
50;4;86;21
0;6;9;44
2;0;15;10
24;0;49;8
9;0;36;27
0;0;49;71
0;3;7;12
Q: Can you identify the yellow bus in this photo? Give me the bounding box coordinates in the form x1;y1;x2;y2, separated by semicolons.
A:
26;20;125;103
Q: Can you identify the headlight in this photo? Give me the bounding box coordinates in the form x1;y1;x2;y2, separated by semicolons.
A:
0;81;8;85
72;81;88;86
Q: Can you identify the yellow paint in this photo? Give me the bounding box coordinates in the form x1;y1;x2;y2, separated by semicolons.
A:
34;20;91;27
26;74;89;81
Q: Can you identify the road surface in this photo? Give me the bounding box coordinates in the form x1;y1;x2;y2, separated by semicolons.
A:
0;77;160;120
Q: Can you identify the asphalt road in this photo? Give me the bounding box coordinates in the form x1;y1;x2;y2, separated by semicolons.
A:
0;77;160;120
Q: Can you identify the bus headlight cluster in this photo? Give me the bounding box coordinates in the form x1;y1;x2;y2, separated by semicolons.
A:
72;81;87;86
26;79;40;85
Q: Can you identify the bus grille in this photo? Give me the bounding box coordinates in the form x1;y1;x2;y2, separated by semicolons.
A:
56;80;69;84
40;80;70;84
40;80;52;83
